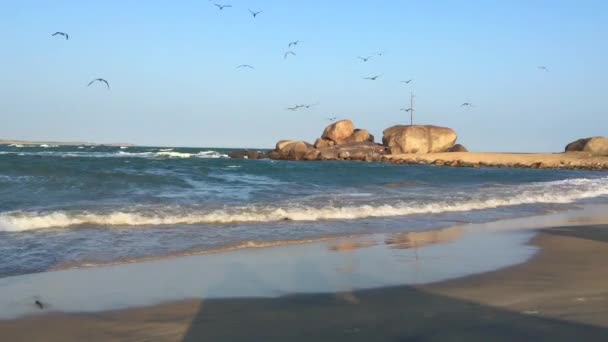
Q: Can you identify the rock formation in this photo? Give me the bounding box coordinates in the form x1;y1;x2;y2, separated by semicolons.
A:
565;137;608;156
266;120;385;161
321;120;355;144
448;144;468;152
382;125;457;154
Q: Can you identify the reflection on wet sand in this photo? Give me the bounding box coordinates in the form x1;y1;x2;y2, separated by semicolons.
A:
385;227;464;250
328;239;376;252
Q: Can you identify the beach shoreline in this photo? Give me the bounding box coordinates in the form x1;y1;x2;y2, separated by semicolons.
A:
383;151;608;170
1;207;608;341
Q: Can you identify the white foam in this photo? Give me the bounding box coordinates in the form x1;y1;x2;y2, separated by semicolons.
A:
1;177;607;231
155;151;192;158
0;150;228;159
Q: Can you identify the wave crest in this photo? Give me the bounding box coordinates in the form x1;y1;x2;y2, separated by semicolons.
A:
1;177;607;231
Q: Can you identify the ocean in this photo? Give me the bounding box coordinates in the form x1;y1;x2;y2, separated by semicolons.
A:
1;144;608;278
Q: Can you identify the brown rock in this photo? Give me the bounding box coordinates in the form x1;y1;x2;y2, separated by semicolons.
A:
322;120;355;144
382;125;457;154
338;151;351;160
565;137;608;155
274;141;314;160
448;144;468;152
319;148;338;160
314;138;333;149
346;129;374;143
275;140;298;151
303;149;321;161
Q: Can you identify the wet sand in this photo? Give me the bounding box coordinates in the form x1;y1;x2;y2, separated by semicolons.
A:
1;223;607;341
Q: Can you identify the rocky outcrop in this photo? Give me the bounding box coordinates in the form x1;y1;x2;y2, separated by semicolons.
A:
228;150;267;159
347;129;374;143
266;120;385;162
448;144;468;152
318;142;385;162
383;125;457;154
314;138;334;149
273;140;315;160
321;120;355;144
565;137;608;156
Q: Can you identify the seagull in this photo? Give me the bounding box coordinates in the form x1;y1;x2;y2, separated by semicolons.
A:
35;300;44;310
52;32;69;40
249;9;263;18
377;51;386;57
357;56;373;62
288;40;300;48
400;108;412;112
87;78;110;90
401;79;413;84
301;103;319;109
236;64;254;69
287;105;303;111
537;66;548;71
461;102;474;107
214;4;232;10
363;75;382;81
284;50;296;59
327;117;337;121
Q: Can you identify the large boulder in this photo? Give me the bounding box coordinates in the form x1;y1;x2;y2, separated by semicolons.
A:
314;138;334;149
565;137;608;155
448;144;468;152
383;125;457;154
276;140;298;151
347;129;374;143
274;141;314;160
322;120;355;144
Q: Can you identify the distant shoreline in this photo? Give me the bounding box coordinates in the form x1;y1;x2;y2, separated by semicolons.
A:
0;139;135;147
383;151;608;171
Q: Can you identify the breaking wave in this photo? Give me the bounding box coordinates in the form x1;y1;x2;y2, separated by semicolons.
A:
1;177;607;232
0;150;228;159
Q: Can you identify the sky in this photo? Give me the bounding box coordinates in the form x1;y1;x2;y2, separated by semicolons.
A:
0;0;606;151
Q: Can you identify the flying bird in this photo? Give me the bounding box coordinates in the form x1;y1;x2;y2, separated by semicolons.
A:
363;75;381;81
537;66;548;71
249;9;263;18
327;117;337;121
461;102;474;107
236;64;254;69
288;40;300;48
401;79;413;84
284;50;296;59
400;108;412;112
52;32;69;40
214;4;232;10
357;56;373;62
301;103;319;109
377;51;386;57
35;300;44;310
87;78;110;90
287;105;303;111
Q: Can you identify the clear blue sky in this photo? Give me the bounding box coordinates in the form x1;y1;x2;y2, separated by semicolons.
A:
1;0;606;151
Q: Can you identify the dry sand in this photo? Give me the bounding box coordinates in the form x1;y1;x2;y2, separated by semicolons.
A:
1;224;607;341
385;152;608;170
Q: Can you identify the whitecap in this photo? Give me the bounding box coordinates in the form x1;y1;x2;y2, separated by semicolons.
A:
2;176;608;231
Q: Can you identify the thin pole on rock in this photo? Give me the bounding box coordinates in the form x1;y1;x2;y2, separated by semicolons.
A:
410;93;415;126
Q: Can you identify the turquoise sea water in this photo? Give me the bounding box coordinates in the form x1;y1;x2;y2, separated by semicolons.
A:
1;144;607;277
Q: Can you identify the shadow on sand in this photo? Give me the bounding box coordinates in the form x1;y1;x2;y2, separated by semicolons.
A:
181;276;606;342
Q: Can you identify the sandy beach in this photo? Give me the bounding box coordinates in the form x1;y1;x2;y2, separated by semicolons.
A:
1;209;607;341
385;152;608;170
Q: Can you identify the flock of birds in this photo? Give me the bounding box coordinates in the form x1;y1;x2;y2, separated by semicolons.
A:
50;2;551;127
